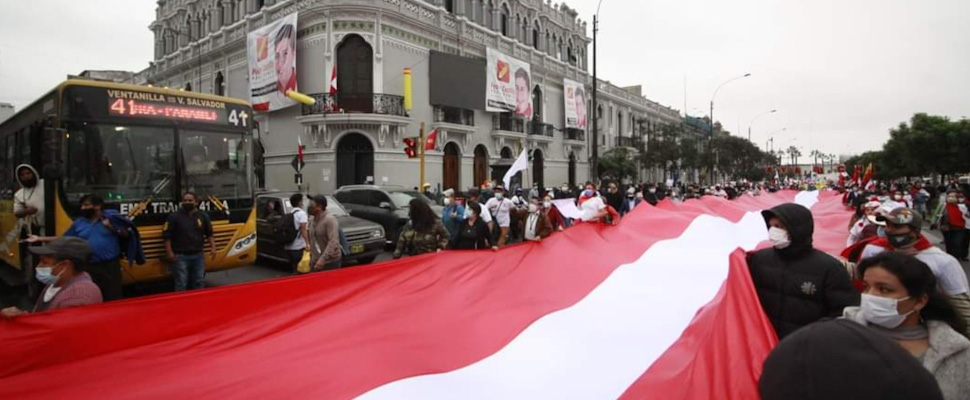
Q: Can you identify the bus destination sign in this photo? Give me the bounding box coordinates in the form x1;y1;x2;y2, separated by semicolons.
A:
104;89;250;128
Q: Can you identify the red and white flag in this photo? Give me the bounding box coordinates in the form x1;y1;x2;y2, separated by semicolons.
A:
0;192;852;399
424;128;437;151
328;64;338;111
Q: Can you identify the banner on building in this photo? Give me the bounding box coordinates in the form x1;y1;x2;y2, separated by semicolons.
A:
486;48;532;118
563;78;587;130
247;12;299;112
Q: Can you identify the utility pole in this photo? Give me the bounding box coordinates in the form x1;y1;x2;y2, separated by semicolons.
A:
591;14;599;183
419;122;426;189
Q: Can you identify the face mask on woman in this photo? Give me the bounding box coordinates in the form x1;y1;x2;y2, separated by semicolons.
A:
583;189;595;197
463;208;475;219
860;293;914;329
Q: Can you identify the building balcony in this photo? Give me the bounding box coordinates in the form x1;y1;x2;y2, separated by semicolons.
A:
302;93;407;117
617;136;641;150
528;121;554;138
491;113;526;138
564;128;586;143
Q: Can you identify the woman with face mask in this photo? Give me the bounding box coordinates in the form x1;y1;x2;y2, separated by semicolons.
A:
842;252;970;400
541;195;567;231
447;202;496;251
939;190;970;261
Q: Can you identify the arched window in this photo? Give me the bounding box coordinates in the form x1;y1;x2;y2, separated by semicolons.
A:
557;36;563;60
532;22;540;50
466;0;475;20
520;17;527;42
216;2;224;28
532;85;542;121
184;82;193;92
617;110;622;135
445;0;454;13
567;39;574;65
484;0;493;28
500;4;509;37
229;1;237;23
214;71;225;96
256;0;265;10
336;35;375;113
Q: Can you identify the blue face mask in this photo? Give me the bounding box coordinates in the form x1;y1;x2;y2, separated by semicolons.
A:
584;189;595;197
35;264;62;286
877;226;887;238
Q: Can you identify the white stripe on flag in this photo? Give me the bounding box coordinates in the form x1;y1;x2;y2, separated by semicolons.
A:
358;210;772;399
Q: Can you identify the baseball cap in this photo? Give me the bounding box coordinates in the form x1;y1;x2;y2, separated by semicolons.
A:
29;236;92;262
877;207;923;231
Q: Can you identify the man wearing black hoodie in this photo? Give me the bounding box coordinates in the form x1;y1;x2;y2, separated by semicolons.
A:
747;203;859;339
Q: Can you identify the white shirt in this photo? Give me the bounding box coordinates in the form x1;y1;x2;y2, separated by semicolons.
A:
284;207;309;250
861;245;970;296
13;180;44;230
42;284;62;303
485;197;512;227
847;218;869;246
580;196;607;222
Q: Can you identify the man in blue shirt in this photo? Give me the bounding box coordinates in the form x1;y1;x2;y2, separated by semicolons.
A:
28;194;128;301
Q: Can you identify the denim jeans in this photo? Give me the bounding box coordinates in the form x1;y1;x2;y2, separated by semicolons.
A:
171;253;206;291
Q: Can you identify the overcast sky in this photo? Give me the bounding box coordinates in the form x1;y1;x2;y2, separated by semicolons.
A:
2;0;968;156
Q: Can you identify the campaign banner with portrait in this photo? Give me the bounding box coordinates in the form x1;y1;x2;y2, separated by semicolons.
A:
485;48;532;119
563;78;588;130
247;12;299;112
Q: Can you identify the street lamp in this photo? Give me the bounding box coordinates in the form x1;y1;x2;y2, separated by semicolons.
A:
766;127;786;152
708;73;750;184
591;0;606;183
748;109;777;142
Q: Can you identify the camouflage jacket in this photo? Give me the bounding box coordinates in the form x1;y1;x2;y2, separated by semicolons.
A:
393;221;450;258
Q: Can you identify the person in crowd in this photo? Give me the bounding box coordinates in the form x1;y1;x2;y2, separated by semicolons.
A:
441;189;465;237
448;202;496;250
558;183;573;199
161;192;216;291
604;182;623;212
714;185;729;198
421;183;437;204
28;194;128;301
939;190;970;261
642;183;660;206
841;252;970;400
10;164;45;301
1;237;102;317
853;208;970;331
619;187;641;216
747;203;859;339
528;183;540;201
306;195;341;271
542;194;567;231
394;199;450;259
578;184;619;225
847;201;882;246
510;187;528;210
759;319;945;400
479;181;496;203
284;193;310;274
466;187;494;233
521;197;552;242
485;185;513;247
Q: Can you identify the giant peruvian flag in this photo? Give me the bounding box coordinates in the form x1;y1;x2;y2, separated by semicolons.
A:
0;191;852;399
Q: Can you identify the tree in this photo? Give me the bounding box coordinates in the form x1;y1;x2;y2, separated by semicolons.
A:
598;147;637;182
640;123;683;180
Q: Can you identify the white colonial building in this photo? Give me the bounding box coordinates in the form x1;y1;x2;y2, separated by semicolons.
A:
146;0;683;194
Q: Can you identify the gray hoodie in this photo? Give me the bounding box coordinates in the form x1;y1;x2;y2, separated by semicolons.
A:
844;307;970;400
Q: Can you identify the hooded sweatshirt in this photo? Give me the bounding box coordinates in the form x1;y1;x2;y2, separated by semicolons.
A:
13;164;44;231
747;203;860;339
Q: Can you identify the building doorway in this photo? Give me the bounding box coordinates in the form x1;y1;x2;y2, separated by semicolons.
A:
473;145;489;188
443;142;461;192
568;152;577;187
336;133;374;188
532;148;544;190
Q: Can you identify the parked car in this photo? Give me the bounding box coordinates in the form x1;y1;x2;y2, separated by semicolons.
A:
256;192;385;266
333;185;443;246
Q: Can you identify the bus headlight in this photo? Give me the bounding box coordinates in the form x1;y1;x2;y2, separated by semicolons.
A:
372;229;384;239
227;233;257;257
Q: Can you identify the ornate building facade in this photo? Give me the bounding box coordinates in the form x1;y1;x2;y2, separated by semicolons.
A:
147;0;682;193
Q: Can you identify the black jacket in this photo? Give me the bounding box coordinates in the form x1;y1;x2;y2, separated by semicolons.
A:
747;203;859;339
448;219;492;250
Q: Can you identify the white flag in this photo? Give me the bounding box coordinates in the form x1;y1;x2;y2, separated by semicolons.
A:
503;149;529;190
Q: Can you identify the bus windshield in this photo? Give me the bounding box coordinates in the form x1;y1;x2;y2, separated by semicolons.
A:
179;129;251;200
63;122;252;207
64;122;177;204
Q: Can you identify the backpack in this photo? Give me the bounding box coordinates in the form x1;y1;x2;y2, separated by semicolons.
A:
274;210;300;244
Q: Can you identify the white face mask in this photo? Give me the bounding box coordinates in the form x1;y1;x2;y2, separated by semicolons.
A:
860;293;914;329
768;227;791;249
528;204;538;213
495;193;504;200
543;200;552;208
443;198;452;205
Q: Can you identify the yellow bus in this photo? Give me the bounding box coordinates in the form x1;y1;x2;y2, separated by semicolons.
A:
0;79;258;285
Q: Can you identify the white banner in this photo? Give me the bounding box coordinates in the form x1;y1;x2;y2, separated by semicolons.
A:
486;48;532;119
247;12;299;112
563;78;587;130
550;198;583;220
